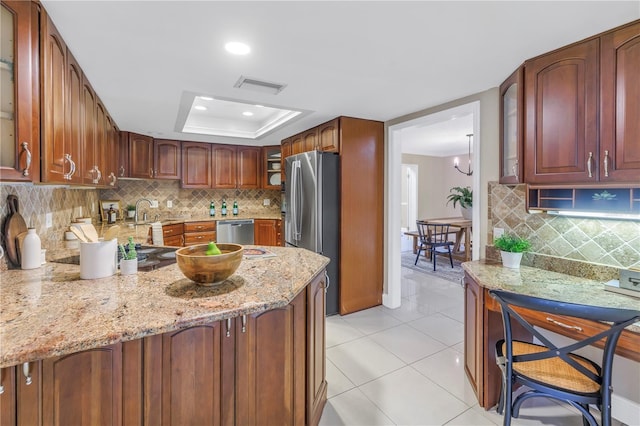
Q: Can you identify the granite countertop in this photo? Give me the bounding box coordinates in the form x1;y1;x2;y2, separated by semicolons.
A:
462;260;640;333
0;246;328;368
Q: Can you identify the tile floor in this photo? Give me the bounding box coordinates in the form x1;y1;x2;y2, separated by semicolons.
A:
319;263;623;426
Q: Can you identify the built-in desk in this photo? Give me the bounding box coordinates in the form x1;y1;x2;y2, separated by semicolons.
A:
461;261;640;409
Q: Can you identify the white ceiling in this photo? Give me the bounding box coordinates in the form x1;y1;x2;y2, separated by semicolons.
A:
40;1;639;156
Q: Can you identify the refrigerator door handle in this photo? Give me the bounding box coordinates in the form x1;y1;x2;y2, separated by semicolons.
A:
292;160;303;241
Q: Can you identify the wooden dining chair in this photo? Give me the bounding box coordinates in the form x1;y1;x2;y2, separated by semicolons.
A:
489;289;640;426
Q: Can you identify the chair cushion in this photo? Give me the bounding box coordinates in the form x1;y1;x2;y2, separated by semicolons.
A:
502;341;600;393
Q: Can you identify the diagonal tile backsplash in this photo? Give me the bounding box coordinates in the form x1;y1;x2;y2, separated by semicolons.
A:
488;182;640;280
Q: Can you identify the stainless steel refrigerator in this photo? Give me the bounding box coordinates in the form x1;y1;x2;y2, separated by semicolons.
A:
285;151;340;315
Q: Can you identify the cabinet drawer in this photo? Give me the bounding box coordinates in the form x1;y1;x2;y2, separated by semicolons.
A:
184;221;216;233
184;231;216;246
162;223;184;237
164;235;183;247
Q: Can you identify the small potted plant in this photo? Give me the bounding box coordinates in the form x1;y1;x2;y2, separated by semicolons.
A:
126;204;136;219
494;233;531;269
446;186;472;220
119;236;138;275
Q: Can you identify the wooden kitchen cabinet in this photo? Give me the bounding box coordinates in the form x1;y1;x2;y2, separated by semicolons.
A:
281;137;292;159
81;75;101;186
0;367;16;425
183;220;216;246
600;20;640;182
117;131;129;178
235;289;306;426
302;128;318;152
236;146;261;189
253;219;282;246
499;67;523;184
161;223;184;247
290;133;304;155
524;38;599;184
181;141;212;188
0;0;39;183
317;119;340;153
306;272;328;426
263;145;282;189
128;133;154;179
211;144;237;188
153;139;181;180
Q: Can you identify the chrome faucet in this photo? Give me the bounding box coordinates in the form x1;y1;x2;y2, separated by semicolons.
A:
134;198;152;224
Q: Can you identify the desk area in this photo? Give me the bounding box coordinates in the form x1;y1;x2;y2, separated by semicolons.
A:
404;217;472;262
462;261;640;410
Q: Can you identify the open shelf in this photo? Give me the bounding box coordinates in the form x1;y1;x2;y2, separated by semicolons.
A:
528;185;640;217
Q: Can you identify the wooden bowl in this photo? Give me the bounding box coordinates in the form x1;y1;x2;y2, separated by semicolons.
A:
175;243;243;285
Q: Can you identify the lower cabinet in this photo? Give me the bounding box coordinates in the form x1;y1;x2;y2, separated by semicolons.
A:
254;219;282;246
183;220;216;246
0;272;327;425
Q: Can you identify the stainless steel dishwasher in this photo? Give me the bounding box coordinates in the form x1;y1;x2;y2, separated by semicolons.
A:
216;219;255;244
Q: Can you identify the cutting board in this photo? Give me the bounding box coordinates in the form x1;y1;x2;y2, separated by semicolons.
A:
3;194;28;266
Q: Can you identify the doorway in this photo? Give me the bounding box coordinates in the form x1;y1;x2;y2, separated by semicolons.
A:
400;163;418;252
384;101;480;309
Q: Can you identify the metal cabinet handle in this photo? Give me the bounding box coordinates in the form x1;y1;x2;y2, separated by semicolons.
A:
324;271;330;293
512;160;519;183
22;362;32;385
92;166;102;184
149;168;154;178
109;172;117;186
226;318;232;337
587;152;593;178
119;165;125;177
603;150;609;177
241;315;247;333
0;368;4;394
63;154;76;180
21;142;31;177
545;317;583;332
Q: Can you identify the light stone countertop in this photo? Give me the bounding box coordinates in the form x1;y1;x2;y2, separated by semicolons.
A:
0;246;328;368
462;260;640;333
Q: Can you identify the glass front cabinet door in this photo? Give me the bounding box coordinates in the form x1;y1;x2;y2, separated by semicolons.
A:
499;66;523;184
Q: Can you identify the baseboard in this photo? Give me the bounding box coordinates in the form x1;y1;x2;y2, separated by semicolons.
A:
612;393;640;426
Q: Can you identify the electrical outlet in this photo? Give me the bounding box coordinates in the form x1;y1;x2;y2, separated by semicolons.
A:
494;227;505;239
263;199;270;206
45;213;53;228
150;200;159;208
167;200;173;208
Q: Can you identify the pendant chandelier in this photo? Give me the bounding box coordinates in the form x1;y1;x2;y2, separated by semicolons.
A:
454;134;473;176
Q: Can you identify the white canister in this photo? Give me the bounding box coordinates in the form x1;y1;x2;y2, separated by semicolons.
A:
21;228;42;270
79;239;117;279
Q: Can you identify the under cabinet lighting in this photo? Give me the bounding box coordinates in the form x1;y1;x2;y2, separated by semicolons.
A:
547;210;640;221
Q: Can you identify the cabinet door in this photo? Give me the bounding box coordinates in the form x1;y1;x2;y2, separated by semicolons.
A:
236;146;260;189
262;145;282;189
290;134;304;155
302;128;318;152
211;144;237;188
318;119;340;153
499;67;523;184
306;272;327;426
65;51;84;184
106;116;119;187
95;99;109;187
82;77;98;185
154;139;181;180
41;344;122;426
117;131;129;178
41;15;68;184
235;292;306;426
281;138;292;159
524;39;599;184
0;367;16;426
0;1;39;182
600;21;640;182
463;274;482;402
253;219;277;246
181;141;212;188
128;133;154;179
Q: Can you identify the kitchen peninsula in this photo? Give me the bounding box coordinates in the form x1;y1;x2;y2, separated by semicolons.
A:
0;246;328;425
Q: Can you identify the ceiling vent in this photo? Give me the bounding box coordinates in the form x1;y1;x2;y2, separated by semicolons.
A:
234;76;286;95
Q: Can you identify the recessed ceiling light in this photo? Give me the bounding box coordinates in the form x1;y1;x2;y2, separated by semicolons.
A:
255;104;264;108
194;106;207;111
242;111;254;117
225;42;250;55
199;96;214;101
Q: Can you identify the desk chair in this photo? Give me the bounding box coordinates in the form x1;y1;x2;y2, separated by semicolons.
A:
489;289;640;426
414;221;454;271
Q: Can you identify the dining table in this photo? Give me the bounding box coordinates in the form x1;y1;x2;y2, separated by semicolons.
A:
405;216;472;262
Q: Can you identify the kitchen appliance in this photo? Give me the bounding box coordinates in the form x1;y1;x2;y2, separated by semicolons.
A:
285;151;340;315
216;219;255;245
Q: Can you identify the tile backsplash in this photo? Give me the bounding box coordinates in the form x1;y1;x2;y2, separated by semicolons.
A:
488;182;640;280
1;180;281;270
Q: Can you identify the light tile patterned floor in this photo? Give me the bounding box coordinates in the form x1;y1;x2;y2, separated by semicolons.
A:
319;263;623;426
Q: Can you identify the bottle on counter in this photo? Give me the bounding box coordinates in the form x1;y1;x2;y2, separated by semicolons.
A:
221;200;227;216
107;204;117;224
209;201;215;217
21;228;42;270
232;200;238;216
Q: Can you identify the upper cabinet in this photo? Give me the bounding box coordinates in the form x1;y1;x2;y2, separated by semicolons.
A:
499;67;523;184
181;141;212;188
128;133;154;179
524;38;599;184
211;144;237;188
126;134;180;180
282;117;343;160
154;139;181;179
262;145;282;189
0;1;39;183
600;20;640;182
318;119;339;153
236;146;261;189
523;20;640;185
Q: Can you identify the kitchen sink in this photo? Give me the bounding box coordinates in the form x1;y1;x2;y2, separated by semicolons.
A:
54;245;178;272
